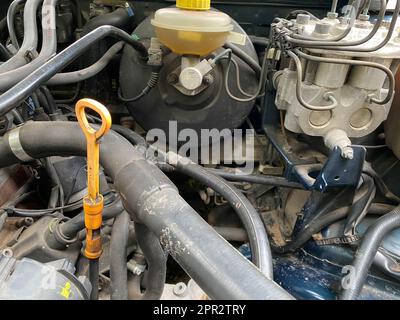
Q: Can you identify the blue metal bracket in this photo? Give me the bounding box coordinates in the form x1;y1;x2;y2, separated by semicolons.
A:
262;90;366;191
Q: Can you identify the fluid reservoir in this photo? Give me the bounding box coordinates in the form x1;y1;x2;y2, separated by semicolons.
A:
151;0;233;56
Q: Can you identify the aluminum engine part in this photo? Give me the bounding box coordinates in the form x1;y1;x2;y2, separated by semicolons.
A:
275;15;400;151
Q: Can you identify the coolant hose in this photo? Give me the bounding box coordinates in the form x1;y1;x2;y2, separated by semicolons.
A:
0;122;293;300
0;25;148;116
58;198;125;242
110;211;130;300
134;223;167;300
1;0;42;73
340;206;400;300
166;152;273;280
111;124;147;148
0;0;58;91
81;7;134;36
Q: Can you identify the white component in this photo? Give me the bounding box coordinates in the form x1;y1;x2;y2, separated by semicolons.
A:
348;57;392;90
275;68;391;138
324;129;354;159
314;54;351;88
276;14;400;157
179;56;213;91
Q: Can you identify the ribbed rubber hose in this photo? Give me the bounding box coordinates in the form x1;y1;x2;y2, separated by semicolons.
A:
340;206;400;300
0;122;293;300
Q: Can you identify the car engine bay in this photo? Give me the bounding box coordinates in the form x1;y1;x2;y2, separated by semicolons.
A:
0;0;399;300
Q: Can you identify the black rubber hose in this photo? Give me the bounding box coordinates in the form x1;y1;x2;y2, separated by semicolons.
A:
207;168;305;189
40;87;57;114
0;25;148;117
0;43;12;61
81;7;133;36
340;206;400;300
166;153;273;280
223;42;261;78
272;206;351;253
35;89;51;115
134;223;167;300
110;210;130;300
60;198;124;240
0;122;293;300
111;125;147;148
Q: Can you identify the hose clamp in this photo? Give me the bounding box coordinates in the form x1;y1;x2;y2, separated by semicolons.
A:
8;127;34;162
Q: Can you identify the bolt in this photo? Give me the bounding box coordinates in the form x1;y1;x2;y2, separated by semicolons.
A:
327;12;338;19
173;282;187;297
341;146;354;160
2;248;13;258
203;74;214;85
359;14;370;22
167;73;179;84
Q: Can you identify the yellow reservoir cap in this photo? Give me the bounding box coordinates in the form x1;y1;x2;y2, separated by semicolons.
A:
176;0;210;10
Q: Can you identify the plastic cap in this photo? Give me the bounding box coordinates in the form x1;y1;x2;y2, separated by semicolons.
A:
176;0;211;10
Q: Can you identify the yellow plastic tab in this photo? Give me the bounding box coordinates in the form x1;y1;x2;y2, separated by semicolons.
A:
176;0;210;10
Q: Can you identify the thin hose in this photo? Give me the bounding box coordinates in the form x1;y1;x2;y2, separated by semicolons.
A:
273;206;351;253
0;121;293;300
207;168;305;189
287;50;338;111
223;42;261;78
7;0;26;50
283;0;387;49
0;25;148;116
119;71;160;103
322;0;399;52
110;211;130;300
289;0;358;42
340;205;400;300
111;125;147;148
166;152;274;279
0;0;43;73
294;49;395;105
59;198;124;241
47;42;125;85
0;0;58;91
134;223;167;300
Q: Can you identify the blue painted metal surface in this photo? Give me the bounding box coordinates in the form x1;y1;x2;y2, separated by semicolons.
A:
273;248;400;300
240;231;400;300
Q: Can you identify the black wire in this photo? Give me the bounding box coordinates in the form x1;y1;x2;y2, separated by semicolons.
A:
2;199;84;217
118;71;160;103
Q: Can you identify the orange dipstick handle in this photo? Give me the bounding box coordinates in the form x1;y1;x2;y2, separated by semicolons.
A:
75;98;112;260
